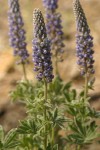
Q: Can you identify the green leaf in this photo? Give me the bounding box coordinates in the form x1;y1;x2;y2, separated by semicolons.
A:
64;92;71;102
3;128;19;149
10;81;36;102
67;107;77;116
0;125;4;142
17;119;38;134
75;119;86;136
70;89;77;100
46;143;58;150
88;107;100;118
62;82;71;92
53;108;58;120
53;144;58;150
4;141;19;149
0;141;3;149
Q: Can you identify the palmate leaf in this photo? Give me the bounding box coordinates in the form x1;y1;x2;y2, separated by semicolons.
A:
66;133;84;145
48;108;67;129
64;88;77;103
67;118;99;145
3;128;19;149
62;82;72;92
65;97;90;117
46;143;58;150
26;96;46;115
0;126;19;149
0;125;4;142
0;141;3;149
17;119;44;137
66;127;99;145
49;76;71;96
67;107;78;116
53;144;58;150
16;120;44;149
16;133;43;150
10;80;36;102
88;107;100;118
69;123;85;138
3;141;19;149
17;119;39;134
48;76;72;106
84;121;99;143
49;76;63;94
63;92;71;102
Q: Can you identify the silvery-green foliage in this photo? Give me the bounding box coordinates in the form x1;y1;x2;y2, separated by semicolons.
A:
48;76;71;105
64;89;100;148
0;126;19;150
9;76;71;149
10;80;37;102
10;76;71;110
9;75;100;149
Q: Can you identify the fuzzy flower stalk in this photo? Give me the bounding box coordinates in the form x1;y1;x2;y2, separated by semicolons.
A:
32;9;54;83
73;0;95;100
43;0;65;75
8;0;29;80
33;9;54;149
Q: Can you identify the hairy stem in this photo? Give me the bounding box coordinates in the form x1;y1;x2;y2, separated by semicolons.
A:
76;145;81;150
84;72;88;102
44;78;48;150
84;56;88;102
22;63;27;81
54;49;59;76
55;56;58;75
51;127;54;149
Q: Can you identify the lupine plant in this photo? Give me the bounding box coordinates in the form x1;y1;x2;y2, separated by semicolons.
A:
8;0;29;80
64;0;99;149
0;0;100;150
42;0;65;75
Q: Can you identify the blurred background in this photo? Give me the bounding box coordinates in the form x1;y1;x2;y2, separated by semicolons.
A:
0;0;100;149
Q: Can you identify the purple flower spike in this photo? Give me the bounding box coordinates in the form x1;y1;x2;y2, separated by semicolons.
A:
73;0;95;75
43;0;64;61
33;9;54;83
42;0;58;11
8;0;29;64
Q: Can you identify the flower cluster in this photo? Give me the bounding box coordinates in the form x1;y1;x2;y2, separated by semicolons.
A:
43;0;64;61
8;0;29;64
73;0;95;75
32;9;54;82
42;0;58;11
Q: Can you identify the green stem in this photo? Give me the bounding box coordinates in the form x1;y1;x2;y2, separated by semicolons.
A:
44;78;48;150
65;144;70;150
84;73;88;102
51;127;54;149
76;145;81;150
55;57;58;75
55;50;59;76
34;147;38;150
22;63;27;81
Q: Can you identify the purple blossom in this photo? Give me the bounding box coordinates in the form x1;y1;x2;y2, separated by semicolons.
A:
43;0;64;62
73;0;95;75
32;9;54;83
42;0;58;11
8;0;29;64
